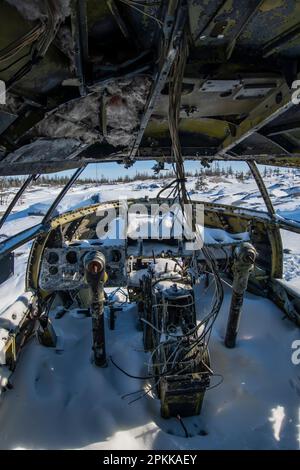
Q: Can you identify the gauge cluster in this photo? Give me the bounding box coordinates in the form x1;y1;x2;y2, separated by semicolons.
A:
39;240;126;291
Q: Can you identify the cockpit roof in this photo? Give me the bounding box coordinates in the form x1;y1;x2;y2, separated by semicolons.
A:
0;0;300;175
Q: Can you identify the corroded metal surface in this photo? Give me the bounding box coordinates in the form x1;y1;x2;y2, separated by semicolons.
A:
0;1;300;173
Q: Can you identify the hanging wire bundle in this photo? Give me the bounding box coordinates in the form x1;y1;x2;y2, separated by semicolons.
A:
0;0;64;88
111;25;225;406
116;0;163;28
166;25;224;349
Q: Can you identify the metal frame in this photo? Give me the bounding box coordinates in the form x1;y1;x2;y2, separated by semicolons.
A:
1;186;300;263
247;161;275;217
194;0;263;60
1;1;300;174
194;0;229;43
2;150;300;176
225;0;263;59
0;223;44;260
43;166;86;223
0;189;298;325
256;132;294;156
0;166;86;260
264;122;300;137
71;0;89;95
128;0;188;162
0;174;39;231
245;158;282;278
263;22;300;58
106;0;132;43
217;81;298;157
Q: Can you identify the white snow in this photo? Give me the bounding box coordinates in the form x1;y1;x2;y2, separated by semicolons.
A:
0;292;33;332
0;283;299;450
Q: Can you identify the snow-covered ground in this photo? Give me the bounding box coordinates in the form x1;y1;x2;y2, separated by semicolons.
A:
0;285;299;450
0;170;300;450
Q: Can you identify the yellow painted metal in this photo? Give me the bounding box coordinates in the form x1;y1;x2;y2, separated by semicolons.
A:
26;202;120;294
26;196;284;300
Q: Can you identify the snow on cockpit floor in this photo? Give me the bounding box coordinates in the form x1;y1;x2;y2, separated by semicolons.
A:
0;285;299;450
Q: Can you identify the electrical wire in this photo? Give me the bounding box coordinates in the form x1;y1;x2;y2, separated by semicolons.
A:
110;351;210;383
176;415;189;438
0;24;45;64
112;17;225;406
164;25;224;361
122;0;161;6
117;0;164;27
206;373;224;391
1;0;62;90
0;48;32;73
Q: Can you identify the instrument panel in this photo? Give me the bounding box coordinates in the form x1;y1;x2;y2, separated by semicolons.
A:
39;240;126;291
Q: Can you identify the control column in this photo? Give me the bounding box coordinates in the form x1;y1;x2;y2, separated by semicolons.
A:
84;251;107;366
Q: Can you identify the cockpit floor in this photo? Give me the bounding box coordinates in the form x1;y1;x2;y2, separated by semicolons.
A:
0;286;299;450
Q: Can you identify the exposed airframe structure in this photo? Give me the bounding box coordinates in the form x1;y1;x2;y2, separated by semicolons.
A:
1;0;300;174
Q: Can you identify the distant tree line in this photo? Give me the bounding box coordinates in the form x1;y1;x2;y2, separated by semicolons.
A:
0;165;298;191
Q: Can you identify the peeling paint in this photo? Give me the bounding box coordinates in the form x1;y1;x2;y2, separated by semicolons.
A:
222;0;234;15
259;0;284;13
1;0;300;175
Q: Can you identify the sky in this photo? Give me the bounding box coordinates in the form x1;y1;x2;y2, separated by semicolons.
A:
55;160;248;180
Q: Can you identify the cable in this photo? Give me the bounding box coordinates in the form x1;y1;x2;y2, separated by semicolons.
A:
127;382;156;404
123;0;161;6
1;0;62;90
206;373;224;391
148;280;220;345
165;24;225;349
176;415;189;438
0;24;45;64
123;339;186;403
117;0;164;27
111;27;225;406
110;355;154;380
110;350;210;382
0;49;32;73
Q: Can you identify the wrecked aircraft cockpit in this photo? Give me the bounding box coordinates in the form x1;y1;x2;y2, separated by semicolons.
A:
0;0;300;433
